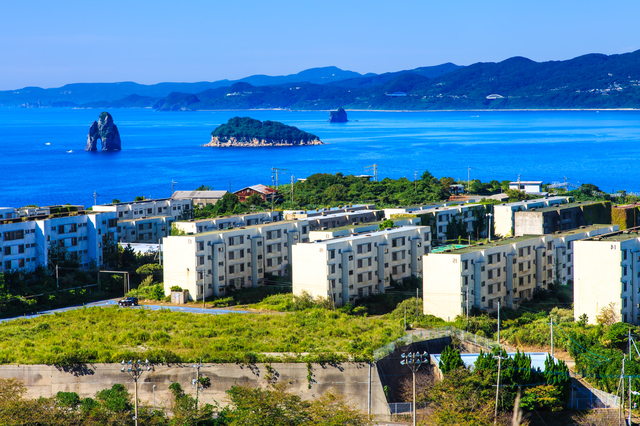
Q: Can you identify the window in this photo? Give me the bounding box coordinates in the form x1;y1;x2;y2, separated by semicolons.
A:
18;259;24;268
357;259;363;268
267;259;273;267
4;230;24;241
623;250;628;260
198;257;205;265
358;274;363;283
329;249;336;259
229;265;235;274
229;251;235;260
330;279;336;288
198;242;204;251
4;261;11;270
463;260;469;270
368;271;373;280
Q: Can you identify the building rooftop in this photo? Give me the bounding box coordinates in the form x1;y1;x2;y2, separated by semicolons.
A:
97;198;171;206
309;226;424;245
495;196;568;208
118;215;171;223
309;210;379;220
0;209;107;225
518;200;606;214
171;190;228;199
582;227;640;242
177;211;276;224
613;203;640;210
437;224;615;254
172;219;305;237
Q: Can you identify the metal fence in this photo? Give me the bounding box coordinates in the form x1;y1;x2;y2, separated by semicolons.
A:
373;326;511;361
570;387;621;409
388;402;427;414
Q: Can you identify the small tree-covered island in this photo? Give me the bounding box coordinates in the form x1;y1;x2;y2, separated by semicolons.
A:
202;116;324;147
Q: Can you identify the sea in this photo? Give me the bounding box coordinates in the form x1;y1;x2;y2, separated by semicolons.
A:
1;107;639;208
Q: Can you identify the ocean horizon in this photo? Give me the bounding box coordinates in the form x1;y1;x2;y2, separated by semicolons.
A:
1;107;639;209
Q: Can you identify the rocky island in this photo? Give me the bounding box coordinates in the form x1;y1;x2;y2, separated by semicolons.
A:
85;111;122;151
328;107;348;123
203;117;323;147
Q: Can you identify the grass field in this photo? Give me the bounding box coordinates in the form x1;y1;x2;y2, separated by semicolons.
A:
0;305;405;365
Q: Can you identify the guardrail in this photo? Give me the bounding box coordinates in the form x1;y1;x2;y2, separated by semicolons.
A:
373;326;513;361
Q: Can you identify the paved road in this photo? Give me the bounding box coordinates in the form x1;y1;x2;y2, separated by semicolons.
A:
0;299;248;324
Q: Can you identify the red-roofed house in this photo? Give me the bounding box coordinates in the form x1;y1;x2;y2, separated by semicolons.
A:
233;184;278;203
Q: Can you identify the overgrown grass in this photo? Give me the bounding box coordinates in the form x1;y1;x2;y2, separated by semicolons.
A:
0;305;404;365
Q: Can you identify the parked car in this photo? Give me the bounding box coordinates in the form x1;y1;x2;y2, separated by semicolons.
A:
118;297;139;307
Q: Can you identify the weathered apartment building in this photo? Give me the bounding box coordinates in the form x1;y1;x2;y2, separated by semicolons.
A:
284;204;376;221
574;227;640;325
514;201;611;236
163;220;310;300
493;196;570;237
385;203;488;244
0;209;118;272
293;226;431;307
173;212;282;235
423;225;617;321
93;198;193;244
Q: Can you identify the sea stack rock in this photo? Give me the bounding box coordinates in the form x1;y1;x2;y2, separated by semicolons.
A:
85;112;122;151
328;107;348;123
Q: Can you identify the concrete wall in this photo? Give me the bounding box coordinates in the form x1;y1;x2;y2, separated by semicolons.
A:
574;240;623;325
0;362;389;416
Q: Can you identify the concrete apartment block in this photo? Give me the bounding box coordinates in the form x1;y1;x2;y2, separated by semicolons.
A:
308;218;421;242
173;211;282;235
163;220;310;301
574;227;640;325
284;204;376;221
493;196;570;238
117;216;174;244
93;198;193;221
514;201;611;236
423;225;617;321
0;210;118;272
171;190;228;208
292;226;431;307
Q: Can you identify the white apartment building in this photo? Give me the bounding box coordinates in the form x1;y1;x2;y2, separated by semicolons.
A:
574;227;640;325
171;190;228;208
163;220;310;301
0;208;16;220
493;196;570;237
284;204;376;221
93;198;193;221
306;210;383;231
0;210;118;272
423;225;617;321
173;211;282;235
293;226;431;307
117;216;174;244
308;218;421;241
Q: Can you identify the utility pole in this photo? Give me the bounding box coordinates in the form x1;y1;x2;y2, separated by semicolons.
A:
416;288;419;324
93;191;98;206
494;352;507;425
171;180;177;196
497;301;500;345
365;164;378;182
550;316;554;359
466;289;469;324
272;167;289;189
629;328;632;426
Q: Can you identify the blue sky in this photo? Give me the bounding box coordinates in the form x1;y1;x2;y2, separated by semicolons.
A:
1;0;638;90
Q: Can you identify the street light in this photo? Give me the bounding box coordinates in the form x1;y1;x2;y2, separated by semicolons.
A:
121;359;151;426
400;351;429;426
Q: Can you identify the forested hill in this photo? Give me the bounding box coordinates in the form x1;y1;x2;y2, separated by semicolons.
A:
4;50;640;110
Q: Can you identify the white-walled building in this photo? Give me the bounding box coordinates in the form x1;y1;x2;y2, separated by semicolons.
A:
163;220;310;301
171;190;228;208
117;216;174;244
509;180;543;194
423;225;617;321
293;226;431;307
493;197;570;238
93;198;193;221
574;227;640;325
308;218;421;241
284;204;376;221
172;212;282;235
0;210;118;272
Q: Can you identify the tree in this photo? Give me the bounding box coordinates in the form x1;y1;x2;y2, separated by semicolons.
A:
438;345;464;374
134;196;145;201
196;185;214;191
379;219;395;230
111;199;121;204
245;192;265;207
596;302;620;326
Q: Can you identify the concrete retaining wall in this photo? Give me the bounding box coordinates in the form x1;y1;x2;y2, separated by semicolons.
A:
0;362;389;416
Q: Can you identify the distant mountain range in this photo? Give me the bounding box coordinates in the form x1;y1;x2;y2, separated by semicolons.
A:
2;50;640;110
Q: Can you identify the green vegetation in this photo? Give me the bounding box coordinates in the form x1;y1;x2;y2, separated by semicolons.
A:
423;348;570;425
0;377;372;425
0;304;404;365
211;117;319;142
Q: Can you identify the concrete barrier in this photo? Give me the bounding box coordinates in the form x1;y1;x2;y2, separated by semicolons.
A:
0;362;389;416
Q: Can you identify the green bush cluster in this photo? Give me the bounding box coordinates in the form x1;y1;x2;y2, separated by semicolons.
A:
0;305;405;365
